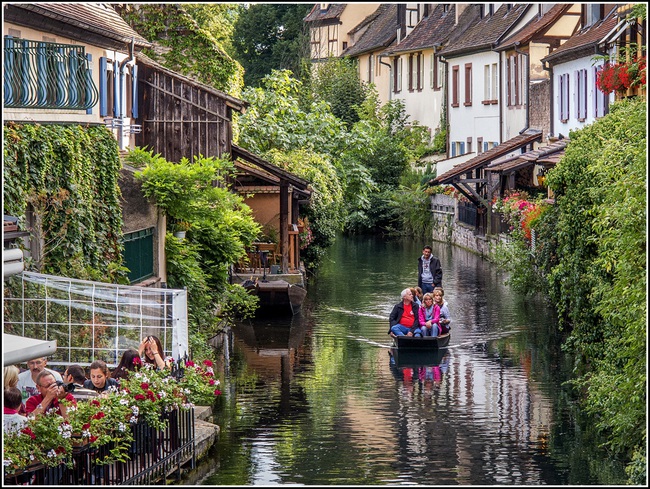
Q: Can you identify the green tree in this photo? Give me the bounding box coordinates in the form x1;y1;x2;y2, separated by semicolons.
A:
311;56;369;127
131;149;259;349
232;4;311;87
183;3;242;57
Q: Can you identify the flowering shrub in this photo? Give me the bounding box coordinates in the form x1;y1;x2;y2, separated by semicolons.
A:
3;411;74;473
179;359;222;406
118;362;189;431
64;394;134;464
3;356;222;474
597;57;646;94
493;191;547;242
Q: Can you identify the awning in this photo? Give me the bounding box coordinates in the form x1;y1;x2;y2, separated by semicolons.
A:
3;333;57;366
488;139;568;173
431;130;543;185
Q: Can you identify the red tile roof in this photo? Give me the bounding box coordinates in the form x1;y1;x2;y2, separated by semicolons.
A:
343;4;396;57
386;4;458;55
497;4;574;50
488;139;568;172
542;7;619;64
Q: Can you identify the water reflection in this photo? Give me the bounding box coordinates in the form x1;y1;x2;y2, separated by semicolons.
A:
199;235;626;485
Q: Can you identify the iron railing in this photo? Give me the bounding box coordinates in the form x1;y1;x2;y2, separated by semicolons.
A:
3;408;195;485
3;37;98;110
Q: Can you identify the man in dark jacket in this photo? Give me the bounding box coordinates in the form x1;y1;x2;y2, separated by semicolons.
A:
417;245;442;294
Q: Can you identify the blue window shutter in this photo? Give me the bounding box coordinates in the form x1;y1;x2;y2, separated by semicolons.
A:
4;36;15;106
483;141;488;152
460;142;465;155
120;63;126;118
113;59;120;117
86;53;93;114
99;57;107;116
131;64;138;118
451;143;456;157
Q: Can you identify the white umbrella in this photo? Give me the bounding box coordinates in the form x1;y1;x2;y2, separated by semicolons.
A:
3;333;57;366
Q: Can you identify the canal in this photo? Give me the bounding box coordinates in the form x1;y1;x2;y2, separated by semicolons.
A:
193;235;627;485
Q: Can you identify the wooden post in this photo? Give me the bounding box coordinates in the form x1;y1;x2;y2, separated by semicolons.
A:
280;181;289;273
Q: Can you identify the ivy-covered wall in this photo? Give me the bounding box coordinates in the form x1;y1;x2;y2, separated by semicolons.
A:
3;123;127;283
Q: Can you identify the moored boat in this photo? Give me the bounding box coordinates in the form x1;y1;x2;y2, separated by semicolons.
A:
244;279;307;315
392;331;451;350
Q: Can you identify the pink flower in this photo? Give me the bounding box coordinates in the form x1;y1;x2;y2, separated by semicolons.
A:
185;360;195;367
209;379;216;385
214;389;221;396
133;357;142;366
140;382;149;390
202;360;213;367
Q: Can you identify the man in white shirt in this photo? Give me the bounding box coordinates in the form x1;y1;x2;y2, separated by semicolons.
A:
16;356;62;403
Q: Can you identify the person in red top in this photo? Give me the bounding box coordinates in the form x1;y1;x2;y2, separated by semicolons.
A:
24;370;76;420
388;288;422;337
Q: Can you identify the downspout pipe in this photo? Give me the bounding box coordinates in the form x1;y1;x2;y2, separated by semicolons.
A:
438;53;449;159
514;42;530;135
118;38;135;149
379;54;393;101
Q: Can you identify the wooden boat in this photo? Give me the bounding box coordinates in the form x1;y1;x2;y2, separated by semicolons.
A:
244;279;307;315
392;331;451;350
389;347;448;369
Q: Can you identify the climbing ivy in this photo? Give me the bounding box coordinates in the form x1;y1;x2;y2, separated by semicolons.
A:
115;4;244;96
3;123;127;283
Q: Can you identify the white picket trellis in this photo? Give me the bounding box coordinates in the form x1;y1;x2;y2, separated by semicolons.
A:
3;272;188;368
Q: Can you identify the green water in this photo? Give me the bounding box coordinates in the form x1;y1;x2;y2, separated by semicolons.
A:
195;235;627;485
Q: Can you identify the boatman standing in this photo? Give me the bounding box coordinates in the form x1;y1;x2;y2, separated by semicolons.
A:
418;245;442;294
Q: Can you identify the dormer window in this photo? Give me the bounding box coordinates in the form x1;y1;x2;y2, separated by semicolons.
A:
479;4;494;19
320;4;328;13
582;4;604;28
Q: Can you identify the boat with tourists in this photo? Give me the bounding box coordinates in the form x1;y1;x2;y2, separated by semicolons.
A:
392;331;451;350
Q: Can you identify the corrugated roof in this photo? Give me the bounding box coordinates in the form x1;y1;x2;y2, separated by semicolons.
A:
496;4;574;50
343;4;396;57
13;3;151;48
304;3;347;23
432;131;543;185
542;7;619;64
440;4;531;58
386;4;458;55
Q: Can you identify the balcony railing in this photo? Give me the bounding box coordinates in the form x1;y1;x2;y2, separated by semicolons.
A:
3;37;98;110
3;408;195;485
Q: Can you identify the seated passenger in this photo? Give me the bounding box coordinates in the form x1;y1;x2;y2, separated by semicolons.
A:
433;287;452;334
388;288;422;337
418;292;440;337
24;370;76;419
3;387;27;434
63;364;99;402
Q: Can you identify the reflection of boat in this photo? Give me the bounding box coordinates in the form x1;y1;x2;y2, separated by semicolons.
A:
389;347;448;369
244;279;307;315
393;331;451;350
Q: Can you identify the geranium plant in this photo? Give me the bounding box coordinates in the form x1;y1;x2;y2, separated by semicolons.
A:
3;411;74;474
118;362;189;431
179;359;222;406
596;56;646;94
64;394;134;465
492;191;548;243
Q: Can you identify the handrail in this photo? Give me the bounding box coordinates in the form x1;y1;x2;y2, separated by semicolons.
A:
4;37;99;110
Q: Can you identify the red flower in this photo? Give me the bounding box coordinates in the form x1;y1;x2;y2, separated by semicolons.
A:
21;427;36;440
185;361;195;367
146;390;156;401
202;360;213;367
133;357;142;366
140;382;149;390
209;379;216;386
91;412;105;420
134;394;146;401
90;399;101;407
214;389;221;396
82;423;91;430
89;436;98;443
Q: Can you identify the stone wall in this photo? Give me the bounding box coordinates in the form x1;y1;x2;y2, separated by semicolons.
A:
430;194;507;258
